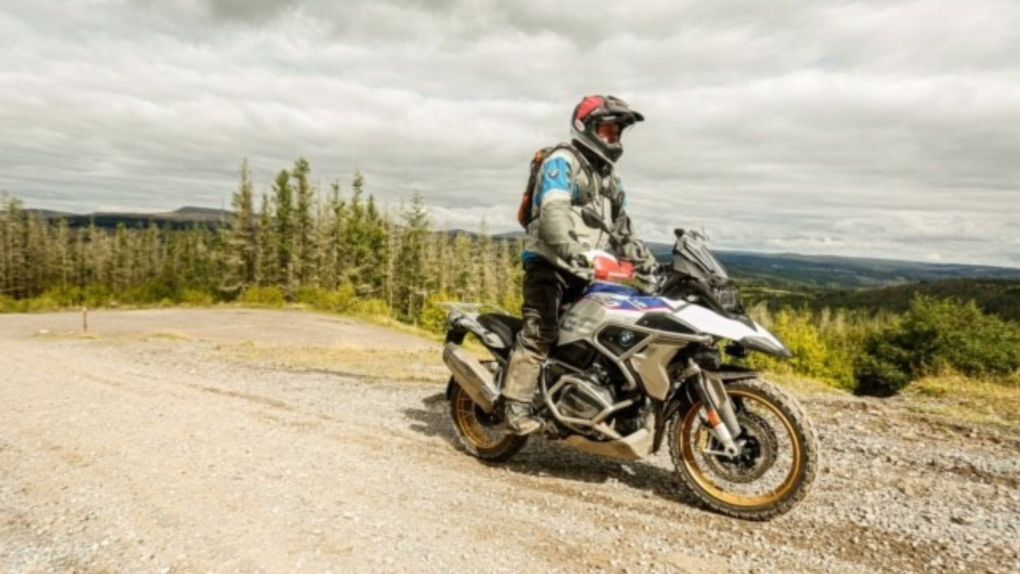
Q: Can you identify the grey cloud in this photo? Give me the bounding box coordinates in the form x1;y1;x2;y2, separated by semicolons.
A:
204;0;298;23
0;0;1017;266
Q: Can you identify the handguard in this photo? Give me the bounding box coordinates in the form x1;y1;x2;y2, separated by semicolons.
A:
572;250;635;283
595;255;632;283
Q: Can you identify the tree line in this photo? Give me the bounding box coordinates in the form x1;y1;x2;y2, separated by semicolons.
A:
2;160;1017;397
0;159;524;322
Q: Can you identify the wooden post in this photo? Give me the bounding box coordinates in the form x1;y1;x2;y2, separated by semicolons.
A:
82;306;88;333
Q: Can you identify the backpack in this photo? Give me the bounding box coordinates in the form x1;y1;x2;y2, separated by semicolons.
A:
516;143;590;228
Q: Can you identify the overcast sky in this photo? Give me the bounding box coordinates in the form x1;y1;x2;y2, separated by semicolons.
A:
2;0;1018;266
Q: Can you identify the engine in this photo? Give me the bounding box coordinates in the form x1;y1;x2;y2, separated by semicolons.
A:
555;373;616;422
544;359;649;438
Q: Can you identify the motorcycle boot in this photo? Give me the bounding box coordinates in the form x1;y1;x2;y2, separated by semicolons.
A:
505;399;542;436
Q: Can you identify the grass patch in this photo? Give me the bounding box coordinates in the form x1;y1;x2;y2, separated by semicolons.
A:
903;374;1020;428
147;332;191;341
221;342;448;384
31;330;99;340
756;371;848;398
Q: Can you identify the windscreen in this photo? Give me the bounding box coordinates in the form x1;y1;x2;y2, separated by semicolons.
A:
671;229;729;284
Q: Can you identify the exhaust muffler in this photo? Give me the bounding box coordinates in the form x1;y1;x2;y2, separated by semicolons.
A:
442;343;500;413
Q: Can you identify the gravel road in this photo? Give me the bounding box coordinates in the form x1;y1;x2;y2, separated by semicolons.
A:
1;309;1018;573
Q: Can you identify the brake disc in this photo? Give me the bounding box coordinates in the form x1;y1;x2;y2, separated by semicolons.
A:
701;411;778;484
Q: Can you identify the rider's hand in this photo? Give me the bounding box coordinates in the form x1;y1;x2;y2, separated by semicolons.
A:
573;250;611;269
636;259;659;276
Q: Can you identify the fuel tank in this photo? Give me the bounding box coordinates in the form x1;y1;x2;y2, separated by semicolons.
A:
557;283;675;346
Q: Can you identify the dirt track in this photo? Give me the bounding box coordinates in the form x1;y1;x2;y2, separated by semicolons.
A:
1;309;1018;573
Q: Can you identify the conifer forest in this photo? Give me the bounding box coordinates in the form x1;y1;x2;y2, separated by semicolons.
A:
1;159;1017;398
0;159;524;325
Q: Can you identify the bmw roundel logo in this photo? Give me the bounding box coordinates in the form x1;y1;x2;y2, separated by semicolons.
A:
619;330;635;347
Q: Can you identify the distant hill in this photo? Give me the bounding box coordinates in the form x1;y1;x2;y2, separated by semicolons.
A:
492;232;1020;288
27;207;232;230
713;250;1020;288
640;243;1019;288
746;278;1020;322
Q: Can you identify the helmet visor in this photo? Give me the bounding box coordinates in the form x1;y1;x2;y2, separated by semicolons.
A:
596;121;621;144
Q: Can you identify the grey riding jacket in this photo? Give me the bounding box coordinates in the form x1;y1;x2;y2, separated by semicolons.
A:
522;144;654;273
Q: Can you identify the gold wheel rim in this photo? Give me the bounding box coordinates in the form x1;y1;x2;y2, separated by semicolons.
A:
680;389;803;508
453;388;507;450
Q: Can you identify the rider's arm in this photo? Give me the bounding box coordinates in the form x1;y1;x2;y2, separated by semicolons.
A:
536;156;584;263
610;178;658;271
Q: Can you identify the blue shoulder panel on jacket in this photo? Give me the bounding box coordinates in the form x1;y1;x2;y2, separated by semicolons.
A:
536;157;571;208
521;250;544;264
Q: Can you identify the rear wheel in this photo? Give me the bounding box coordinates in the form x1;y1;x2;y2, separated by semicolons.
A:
449;378;527;462
668;378;817;520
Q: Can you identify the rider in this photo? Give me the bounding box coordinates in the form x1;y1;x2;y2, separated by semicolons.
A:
504;94;658;435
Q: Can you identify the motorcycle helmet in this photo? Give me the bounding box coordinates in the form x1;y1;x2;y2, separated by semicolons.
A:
570;95;644;164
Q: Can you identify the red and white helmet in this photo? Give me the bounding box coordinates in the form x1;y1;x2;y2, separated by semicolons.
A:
570;95;644;164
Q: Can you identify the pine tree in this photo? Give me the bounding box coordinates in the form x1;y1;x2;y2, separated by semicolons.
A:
272;169;295;295
451;232;476;301
1;196;29;297
292;158;317;286
363;195;389;294
341;171;368;291
323;179;346;289
24;213;50;296
493;238;512;310
223;159;258;295
113;223;132;293
393;193;430;320
384;216;401;308
52;217;72;288
0;193;9;296
140;222;161;287
476;219;495;304
257;193;275;286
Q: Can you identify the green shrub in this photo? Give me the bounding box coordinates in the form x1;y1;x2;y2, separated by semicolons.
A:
41;285;84;307
294;284;359;313
23;296;61;312
350;297;391;319
900;296;1020;377
419;293;454;334
0;295;19;312
332;283;358;312
240;286;286;307
179;289;214;306
748;308;857;389
853;295;1020;396
295;286;331;309
82;285;114;308
120;280;179;305
855;335;914;396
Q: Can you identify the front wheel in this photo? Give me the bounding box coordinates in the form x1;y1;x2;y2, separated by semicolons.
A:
668;378;818;520
448;378;528;462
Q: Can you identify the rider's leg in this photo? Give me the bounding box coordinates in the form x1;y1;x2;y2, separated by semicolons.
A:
503;260;566;435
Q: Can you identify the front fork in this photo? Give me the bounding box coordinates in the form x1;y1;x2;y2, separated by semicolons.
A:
682;359;743;457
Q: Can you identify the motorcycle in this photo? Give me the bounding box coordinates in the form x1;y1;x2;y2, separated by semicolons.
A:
441;209;817;520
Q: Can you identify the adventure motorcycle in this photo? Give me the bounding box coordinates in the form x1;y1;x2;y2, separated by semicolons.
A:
441;210;817;520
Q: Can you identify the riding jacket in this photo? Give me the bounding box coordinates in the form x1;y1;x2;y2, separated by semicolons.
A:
522;144;656;273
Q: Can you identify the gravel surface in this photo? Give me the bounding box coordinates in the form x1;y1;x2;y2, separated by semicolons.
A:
1;309;1018;573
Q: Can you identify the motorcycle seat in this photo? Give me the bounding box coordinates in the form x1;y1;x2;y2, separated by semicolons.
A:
477;313;522;352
